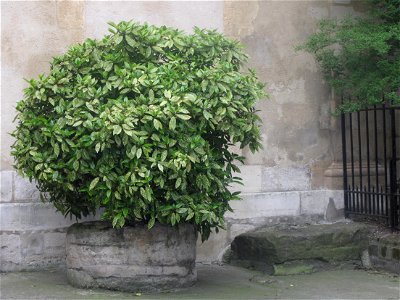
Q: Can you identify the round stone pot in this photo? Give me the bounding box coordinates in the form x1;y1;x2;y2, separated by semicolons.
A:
66;221;197;292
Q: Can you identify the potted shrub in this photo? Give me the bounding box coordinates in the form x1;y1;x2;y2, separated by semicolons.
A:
11;21;265;292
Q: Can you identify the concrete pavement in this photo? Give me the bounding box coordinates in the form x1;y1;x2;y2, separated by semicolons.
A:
1;264;399;299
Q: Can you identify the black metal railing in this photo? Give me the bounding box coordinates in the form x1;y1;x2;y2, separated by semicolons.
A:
341;101;399;230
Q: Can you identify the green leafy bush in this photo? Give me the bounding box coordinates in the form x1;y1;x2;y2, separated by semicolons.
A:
298;0;399;112
11;21;265;240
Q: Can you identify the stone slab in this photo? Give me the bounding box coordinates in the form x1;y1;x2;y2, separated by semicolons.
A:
230;165;311;193
299;190;344;216
0;203;98;231
230;222;373;271
368;232;400;274
226;192;301;220
14;175;40;202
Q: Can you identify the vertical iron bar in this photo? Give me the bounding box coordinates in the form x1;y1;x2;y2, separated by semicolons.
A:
350;113;355;188
390;160;396;228
341;106;349;217
380;186;384;218
366;109;371;215
383;103;389;222
358;111;363;188
389;107;398;229
357;111;363;212
348;186;352;212
364;186;368;215
372;186;375;215
374;105;379;215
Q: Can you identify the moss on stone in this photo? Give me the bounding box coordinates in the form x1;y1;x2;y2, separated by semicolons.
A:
229;222;373;273
273;263;314;276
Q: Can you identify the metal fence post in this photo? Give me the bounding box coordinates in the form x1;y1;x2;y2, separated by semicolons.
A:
389;107;398;229
341;109;349;218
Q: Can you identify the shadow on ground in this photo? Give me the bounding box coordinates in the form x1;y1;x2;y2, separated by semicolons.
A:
0;264;399;299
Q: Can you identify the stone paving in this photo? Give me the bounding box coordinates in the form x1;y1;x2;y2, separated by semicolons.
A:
1;264;399;299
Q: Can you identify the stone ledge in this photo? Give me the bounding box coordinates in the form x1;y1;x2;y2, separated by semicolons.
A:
226;190;344;221
0;170;43;203
230;165;311;193
0;203;98;231
226;192;301;219
1;189;345;269
0;229;68;272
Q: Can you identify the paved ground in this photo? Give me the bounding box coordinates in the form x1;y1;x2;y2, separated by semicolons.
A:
1;264;399;299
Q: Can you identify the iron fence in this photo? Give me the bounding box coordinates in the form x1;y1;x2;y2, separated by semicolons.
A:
341;101;399;230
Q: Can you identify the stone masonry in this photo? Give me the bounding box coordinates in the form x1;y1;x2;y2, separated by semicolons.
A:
0;171;98;271
66;222;197;292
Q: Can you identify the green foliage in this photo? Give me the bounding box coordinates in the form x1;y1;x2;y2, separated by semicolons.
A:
11;21;266;241
298;0;400;112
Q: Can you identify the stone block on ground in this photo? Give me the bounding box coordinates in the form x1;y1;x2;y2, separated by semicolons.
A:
369;232;400;274
229;222;372;273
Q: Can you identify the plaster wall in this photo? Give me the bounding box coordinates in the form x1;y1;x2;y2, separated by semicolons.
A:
224;0;365;187
1;0;361;270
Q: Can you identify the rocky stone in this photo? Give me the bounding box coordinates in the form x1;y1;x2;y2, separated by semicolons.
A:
230;222;372;272
66;221;197;292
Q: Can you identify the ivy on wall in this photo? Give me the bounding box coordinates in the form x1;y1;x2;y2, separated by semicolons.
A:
298;0;400;112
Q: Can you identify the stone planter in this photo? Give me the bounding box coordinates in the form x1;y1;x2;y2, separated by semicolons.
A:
66;221;197;292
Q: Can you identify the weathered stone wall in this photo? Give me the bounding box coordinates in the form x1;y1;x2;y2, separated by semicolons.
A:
1;0;362;270
1;1;89;271
0;0;224;271
197;0;363;262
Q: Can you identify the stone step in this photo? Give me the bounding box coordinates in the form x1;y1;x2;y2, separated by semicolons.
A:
228;221;373;274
